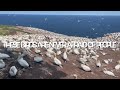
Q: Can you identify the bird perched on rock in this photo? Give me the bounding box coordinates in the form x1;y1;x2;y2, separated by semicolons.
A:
80;64;91;72
0;53;10;59
9;66;18;77
0;59;5;69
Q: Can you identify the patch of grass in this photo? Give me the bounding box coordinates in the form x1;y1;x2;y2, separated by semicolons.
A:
0;25;30;35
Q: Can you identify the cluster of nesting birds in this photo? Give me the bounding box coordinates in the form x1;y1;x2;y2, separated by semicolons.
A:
0;48;44;77
37;46;120;78
0;26;120;78
44;47;120;77
1;46;120;78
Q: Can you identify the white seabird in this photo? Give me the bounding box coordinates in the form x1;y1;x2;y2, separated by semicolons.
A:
56;50;62;55
103;68;117;77
34;48;41;54
62;49;69;62
73;48;80;55
17;54;29;68
96;60;101;67
53;53;62;68
0;59;5;69
103;60;109;64
115;64;120;70
47;48;55;54
9;66;18;77
34;56;43;63
0;53;10;59
79;58;87;64
92;28;95;31
81;64;91;72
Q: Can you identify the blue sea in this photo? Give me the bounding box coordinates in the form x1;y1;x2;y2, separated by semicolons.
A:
0;14;120;38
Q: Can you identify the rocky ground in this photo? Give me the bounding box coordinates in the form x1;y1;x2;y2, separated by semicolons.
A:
0;25;120;79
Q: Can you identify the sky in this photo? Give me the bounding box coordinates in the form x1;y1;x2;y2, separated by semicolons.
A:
0;11;120;16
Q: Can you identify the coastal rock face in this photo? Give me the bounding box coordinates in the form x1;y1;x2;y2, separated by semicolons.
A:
0;25;120;79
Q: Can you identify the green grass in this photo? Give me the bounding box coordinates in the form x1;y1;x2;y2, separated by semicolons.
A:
0;25;31;35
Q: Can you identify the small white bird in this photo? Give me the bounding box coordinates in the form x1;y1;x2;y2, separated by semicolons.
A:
73;48;80;55
92;28;95;31
91;56;98;61
47;48;55;54
34;48;41;54
0;59;5;69
17;55;29;68
81;64;91;72
56;50;62;56
84;54;90;59
45;52;53;58
101;52;107;56
116;48;119;51
90;50;96;56
62;49;69;62
53;53;62;68
34;56;43;63
71;74;78;79
103;68;117;77
0;53;10;59
80;49;86;55
103;60;109;64
108;59;112;62
79;58;87;64
96;55;99;58
96;60;101;67
9;66;18;77
115;64;120;70
112;48;116;51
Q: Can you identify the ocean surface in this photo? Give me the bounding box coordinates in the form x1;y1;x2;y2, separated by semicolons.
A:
0;14;120;38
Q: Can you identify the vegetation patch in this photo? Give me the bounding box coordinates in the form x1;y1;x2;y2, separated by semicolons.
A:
0;25;30;35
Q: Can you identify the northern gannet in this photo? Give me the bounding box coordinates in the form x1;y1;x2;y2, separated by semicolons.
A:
9;66;18;77
0;59;5;69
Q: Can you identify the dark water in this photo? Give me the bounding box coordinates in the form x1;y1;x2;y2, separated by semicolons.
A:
0;14;120;38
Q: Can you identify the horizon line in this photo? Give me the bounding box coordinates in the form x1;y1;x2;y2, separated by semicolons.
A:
1;11;120;16
0;14;120;16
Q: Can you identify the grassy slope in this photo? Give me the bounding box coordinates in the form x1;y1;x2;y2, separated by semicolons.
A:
0;25;30;35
